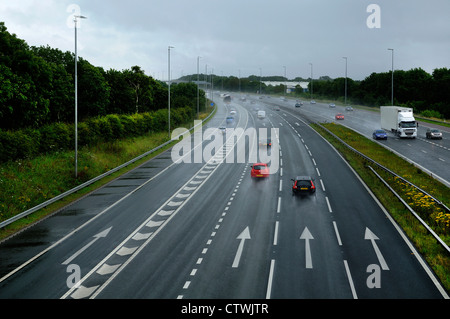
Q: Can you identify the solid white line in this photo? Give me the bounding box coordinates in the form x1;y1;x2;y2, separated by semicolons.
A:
325;196;332;213
266;259;276;299
343;260;358;299
333;221;342;246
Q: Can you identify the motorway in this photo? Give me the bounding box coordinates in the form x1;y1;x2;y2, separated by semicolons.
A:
0;93;448;299
269;96;450;187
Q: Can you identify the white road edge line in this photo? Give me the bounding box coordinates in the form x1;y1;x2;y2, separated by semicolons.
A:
343;260;358;299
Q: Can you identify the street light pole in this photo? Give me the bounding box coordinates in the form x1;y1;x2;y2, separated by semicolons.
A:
74;14;86;178
168;46;174;139
343;57;348;105
197;56;201;118
309;63;313;100
388;48;394;105
259;68;262;94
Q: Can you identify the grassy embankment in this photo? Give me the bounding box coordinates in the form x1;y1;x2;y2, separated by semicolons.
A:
312;122;450;293
0;106;215;240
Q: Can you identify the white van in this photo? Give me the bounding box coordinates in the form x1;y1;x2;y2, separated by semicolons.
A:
257;110;266;119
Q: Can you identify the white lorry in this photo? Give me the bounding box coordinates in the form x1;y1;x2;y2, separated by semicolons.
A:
257;110;266;119
380;106;417;138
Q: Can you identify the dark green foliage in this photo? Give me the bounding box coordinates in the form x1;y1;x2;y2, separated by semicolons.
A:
0;22;202;130
0;107;193;163
0;22;202;163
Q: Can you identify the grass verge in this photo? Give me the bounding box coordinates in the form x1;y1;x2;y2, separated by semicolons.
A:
311;122;450;294
0;106;215;241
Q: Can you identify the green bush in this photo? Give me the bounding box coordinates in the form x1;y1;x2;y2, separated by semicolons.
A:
420;109;443;119
97;116;113;141
0;130;36;161
0;106;194;163
106;114;124;138
39;122;72;153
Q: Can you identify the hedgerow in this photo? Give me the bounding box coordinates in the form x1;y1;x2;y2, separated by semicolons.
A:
0;106;193;163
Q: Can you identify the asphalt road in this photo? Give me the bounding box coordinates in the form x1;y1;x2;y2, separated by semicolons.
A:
268;96;450;187
0;93;447;299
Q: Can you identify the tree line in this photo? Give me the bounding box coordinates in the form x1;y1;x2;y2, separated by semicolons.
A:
304;68;450;119
0;22;206;131
184;68;449;119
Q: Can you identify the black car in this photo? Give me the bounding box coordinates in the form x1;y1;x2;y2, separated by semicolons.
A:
291;176;316;195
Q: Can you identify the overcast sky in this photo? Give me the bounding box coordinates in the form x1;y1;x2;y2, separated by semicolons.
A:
1;0;449;81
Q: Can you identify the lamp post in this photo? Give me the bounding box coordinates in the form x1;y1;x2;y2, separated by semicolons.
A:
74;14;86;178
197;56;201;118
309;63;313;100
259;68;262;94
388;48;394;105
168;46;174;139
343;57;348;105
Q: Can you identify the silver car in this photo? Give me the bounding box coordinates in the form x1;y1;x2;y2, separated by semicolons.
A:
426;128;442;139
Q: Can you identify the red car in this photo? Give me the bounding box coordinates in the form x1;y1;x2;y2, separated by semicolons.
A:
251;163;270;178
335;113;344;120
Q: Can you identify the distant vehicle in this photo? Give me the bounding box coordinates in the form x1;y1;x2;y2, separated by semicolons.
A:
219;126;226;134
345;106;353;111
251;163;269;178
335;113;344;120
373;129;387;140
274;106;280;111
226;116;234;123
230;109;236;115
295;101;303;107
291;176;316;195
257;110;266;119
259;139;272;147
329;103;336;108
380;106;417;138
310;100;316;104
223;95;232;104
426;128;442;139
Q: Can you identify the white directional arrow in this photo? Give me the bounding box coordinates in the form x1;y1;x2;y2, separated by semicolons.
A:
364;227;389;270
62;227;112;265
232;227;251;268
300;227;314;269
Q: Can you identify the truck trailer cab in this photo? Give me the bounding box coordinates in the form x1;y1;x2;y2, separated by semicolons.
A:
380;106;417;138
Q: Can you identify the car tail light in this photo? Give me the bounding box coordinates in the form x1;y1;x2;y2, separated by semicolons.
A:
311;181;315;189
293;181;297;189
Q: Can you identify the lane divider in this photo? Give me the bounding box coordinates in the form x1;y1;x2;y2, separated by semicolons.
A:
62;104;251;299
